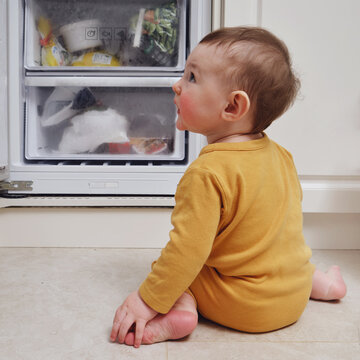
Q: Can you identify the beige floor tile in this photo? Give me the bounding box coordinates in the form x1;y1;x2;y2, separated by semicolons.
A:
189;251;360;344
0;248;359;360
311;249;360;334
0;248;165;360
0;340;167;360
188;299;358;343
311;250;360;290
168;342;360;360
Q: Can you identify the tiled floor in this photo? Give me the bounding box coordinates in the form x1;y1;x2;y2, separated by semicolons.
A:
0;248;359;360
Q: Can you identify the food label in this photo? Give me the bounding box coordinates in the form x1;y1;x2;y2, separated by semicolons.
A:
51;46;64;66
92;53;112;65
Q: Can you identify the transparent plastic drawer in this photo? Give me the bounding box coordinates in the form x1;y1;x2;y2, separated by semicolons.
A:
25;77;184;161
24;0;187;71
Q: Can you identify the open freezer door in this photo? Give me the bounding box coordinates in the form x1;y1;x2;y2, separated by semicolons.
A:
0;0;8;181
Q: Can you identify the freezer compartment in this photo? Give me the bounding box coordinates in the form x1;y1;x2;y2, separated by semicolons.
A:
25;81;185;161
24;0;186;71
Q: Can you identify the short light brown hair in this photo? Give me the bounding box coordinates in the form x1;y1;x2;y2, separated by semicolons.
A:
200;27;300;133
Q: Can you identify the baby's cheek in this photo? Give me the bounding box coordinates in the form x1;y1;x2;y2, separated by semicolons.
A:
179;94;194;120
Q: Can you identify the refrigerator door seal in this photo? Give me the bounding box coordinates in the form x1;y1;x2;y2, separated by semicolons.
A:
0;0;8;181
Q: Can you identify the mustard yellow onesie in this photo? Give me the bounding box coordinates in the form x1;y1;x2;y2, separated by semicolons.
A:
139;134;314;333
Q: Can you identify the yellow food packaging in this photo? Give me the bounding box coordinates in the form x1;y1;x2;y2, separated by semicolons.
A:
37;16;71;66
72;52;121;66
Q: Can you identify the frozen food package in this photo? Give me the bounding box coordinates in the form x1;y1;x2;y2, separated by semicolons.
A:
129;1;179;66
130;138;168;155
37;16;71;66
71;51;121;67
128;113;173;154
59;19;103;53
58;108;129;154
41;87;96;127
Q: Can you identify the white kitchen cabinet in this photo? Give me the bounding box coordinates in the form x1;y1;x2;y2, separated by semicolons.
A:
221;0;360;213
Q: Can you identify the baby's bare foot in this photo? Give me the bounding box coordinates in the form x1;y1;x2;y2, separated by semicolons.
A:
325;265;347;300
311;265;347;301
124;309;198;346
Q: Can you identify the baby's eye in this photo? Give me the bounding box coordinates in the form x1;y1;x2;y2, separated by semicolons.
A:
189;72;196;82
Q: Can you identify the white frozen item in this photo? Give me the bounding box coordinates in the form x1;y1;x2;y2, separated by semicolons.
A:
58;109;129;153
59;19;102;52
41;87;81;127
41;87;96;127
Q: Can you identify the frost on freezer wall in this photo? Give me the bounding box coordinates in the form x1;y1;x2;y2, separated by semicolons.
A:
0;0;8;177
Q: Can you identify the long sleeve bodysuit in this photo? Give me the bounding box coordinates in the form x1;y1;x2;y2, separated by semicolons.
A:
139;134;314;333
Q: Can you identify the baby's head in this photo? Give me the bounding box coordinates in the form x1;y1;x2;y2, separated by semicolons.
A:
199;27;300;133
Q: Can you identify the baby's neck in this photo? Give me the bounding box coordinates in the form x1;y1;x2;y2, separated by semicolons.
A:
209;132;263;144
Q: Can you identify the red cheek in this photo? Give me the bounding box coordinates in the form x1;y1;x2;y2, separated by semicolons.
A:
179;93;194;120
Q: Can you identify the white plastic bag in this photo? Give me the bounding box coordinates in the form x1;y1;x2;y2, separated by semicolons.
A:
58;108;129;153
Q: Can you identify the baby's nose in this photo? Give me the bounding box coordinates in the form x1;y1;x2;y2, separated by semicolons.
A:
172;80;181;95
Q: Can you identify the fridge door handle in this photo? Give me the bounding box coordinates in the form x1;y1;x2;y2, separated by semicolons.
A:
24;76;181;87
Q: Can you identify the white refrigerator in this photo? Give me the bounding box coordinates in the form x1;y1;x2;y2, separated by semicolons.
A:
0;0;212;207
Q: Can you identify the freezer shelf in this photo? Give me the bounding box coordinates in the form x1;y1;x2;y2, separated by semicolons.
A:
25;83;185;161
24;0;186;71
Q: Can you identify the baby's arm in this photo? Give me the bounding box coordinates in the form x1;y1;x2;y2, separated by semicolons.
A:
110;168;220;346
110;290;158;348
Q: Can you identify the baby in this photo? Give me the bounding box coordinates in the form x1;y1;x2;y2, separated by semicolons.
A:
110;26;347;348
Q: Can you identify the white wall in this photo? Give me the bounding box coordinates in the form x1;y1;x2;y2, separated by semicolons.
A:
222;0;360;207
219;0;360;248
261;0;360;177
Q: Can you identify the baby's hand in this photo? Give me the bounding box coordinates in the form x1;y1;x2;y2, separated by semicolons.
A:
110;290;158;348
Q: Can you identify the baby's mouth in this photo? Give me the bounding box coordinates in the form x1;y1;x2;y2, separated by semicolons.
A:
174;101;180;114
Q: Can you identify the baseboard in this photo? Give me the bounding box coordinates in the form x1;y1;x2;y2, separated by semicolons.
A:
0;208;359;249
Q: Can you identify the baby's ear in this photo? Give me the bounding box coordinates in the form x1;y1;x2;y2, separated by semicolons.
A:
222;90;250;122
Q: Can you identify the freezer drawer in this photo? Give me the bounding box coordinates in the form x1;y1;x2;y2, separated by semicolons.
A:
24;0;186;71
25;77;184;161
